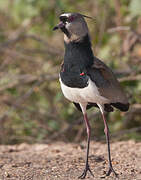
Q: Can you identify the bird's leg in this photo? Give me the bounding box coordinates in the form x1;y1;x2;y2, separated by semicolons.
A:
78;113;94;179
101;111;118;177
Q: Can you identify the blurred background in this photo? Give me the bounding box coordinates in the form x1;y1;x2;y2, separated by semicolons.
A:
0;0;141;144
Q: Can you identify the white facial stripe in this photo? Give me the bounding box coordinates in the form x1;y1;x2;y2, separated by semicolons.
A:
60;13;71;17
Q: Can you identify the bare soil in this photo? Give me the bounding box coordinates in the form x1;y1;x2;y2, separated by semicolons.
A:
0;140;141;180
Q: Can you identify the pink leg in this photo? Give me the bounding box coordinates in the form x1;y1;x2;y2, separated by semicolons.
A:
101;112;118;177
78;113;94;179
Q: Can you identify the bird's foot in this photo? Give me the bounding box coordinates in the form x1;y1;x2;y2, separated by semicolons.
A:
106;165;118;177
78;164;94;179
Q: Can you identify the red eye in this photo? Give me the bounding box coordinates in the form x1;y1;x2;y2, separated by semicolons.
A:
68;16;75;22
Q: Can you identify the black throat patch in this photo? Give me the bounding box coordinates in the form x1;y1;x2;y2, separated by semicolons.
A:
61;26;71;38
60;34;94;88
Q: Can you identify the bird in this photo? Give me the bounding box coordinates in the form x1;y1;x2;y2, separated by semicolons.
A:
53;12;129;179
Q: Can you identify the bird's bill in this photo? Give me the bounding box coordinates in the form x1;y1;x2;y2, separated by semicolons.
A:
53;21;65;31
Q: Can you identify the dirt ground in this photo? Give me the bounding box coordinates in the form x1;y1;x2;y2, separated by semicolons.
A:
0;140;141;180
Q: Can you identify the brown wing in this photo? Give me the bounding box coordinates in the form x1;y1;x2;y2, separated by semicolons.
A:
87;57;129;104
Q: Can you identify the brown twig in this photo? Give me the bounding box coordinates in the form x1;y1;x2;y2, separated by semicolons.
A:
0;31;63;57
0;73;58;92
23;34;63;56
119;74;141;82
107;26;130;33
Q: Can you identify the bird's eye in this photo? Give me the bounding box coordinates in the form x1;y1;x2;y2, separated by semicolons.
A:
68;16;75;22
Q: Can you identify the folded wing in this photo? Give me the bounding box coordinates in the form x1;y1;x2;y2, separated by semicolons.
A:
87;57;129;111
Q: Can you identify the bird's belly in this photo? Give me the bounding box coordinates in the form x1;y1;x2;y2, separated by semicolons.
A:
59;78;109;104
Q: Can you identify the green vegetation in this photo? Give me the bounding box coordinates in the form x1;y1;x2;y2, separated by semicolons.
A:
0;0;141;144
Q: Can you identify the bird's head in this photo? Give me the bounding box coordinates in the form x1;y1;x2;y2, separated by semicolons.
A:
53;13;92;43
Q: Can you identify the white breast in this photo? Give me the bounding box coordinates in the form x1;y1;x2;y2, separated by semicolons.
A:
59;78;109;105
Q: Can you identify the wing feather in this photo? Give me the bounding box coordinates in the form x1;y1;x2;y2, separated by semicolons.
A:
87;57;129;104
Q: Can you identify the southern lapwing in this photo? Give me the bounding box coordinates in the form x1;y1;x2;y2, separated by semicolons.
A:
53;12;129;179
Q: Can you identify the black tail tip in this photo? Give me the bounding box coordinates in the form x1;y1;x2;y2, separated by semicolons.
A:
111;102;129;112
